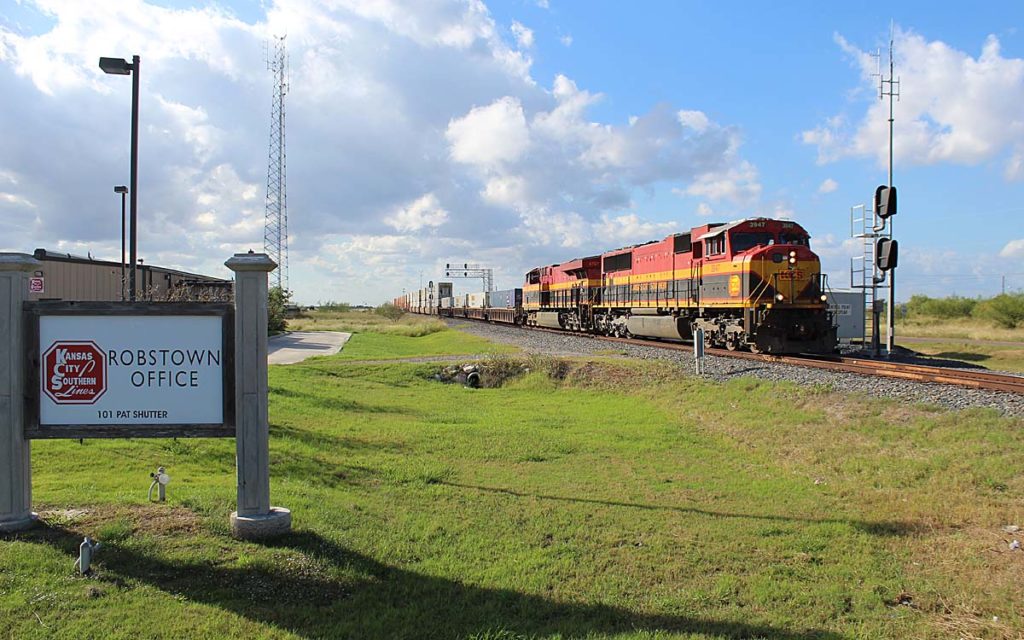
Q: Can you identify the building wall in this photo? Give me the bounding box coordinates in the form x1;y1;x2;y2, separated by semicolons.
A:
27;252;229;302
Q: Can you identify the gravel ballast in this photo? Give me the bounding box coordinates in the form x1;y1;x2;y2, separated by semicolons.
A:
444;319;1024;418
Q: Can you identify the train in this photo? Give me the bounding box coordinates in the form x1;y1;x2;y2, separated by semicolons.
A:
393;217;838;354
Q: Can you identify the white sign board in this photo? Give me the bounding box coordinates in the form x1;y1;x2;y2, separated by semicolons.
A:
826;290;866;342
39;315;224;425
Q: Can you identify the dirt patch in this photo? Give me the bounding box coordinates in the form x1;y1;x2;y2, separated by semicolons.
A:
36;503;205;538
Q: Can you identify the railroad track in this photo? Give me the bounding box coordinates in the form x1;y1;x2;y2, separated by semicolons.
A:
444;316;1024;395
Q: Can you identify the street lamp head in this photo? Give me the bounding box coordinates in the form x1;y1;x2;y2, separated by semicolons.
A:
114;185;128;194
99;57;132;75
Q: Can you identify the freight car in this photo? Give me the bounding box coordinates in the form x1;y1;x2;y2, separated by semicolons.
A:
399;217;836;354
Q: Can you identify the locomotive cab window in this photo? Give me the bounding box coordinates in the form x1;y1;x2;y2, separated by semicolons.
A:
779;233;809;247
730;232;776;253
706;236;726;257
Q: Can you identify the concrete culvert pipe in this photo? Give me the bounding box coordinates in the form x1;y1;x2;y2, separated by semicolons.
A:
466;371;481;388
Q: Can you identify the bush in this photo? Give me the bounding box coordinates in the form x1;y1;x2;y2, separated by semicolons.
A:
268;286;291;333
374;303;405;321
905;294;977;319
972;293;1024;329
318;301;351;313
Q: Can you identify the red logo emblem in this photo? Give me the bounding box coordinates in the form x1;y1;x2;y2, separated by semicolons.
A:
42;341;107;405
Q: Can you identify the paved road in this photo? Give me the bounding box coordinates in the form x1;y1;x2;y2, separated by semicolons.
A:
268;331;350;364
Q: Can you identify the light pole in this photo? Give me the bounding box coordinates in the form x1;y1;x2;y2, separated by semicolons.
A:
114;186;128;300
99;55;140;301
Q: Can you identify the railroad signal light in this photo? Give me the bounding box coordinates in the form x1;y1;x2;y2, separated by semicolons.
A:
875;238;898;271
874;185;897;219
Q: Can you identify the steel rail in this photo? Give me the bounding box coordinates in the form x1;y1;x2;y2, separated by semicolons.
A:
439;314;1024;395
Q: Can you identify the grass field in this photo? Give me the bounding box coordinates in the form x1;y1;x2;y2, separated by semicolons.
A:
287;309;448;336
884;316;1024;343
2;330;1023;639
898;339;1024;374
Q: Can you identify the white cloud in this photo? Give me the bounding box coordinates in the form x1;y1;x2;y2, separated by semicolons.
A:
677;110;710;133
676;160;761;204
446;96;530;168
481;175;528;207
803;29;1024;179
560;34;572;47
0;192;36;208
695;202;714;217
384;193;450;232
0;0;760;304
536;0;550;8
1000;238;1024;258
594;213;677;245
510;21;534;49
818;178;839;193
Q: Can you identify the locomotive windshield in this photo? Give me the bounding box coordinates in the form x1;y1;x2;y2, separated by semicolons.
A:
730;232;776;252
779;233;809;246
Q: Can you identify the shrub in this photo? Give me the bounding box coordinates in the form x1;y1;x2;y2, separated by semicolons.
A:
268;286;291;333
972;293;1024;329
905;294;976;319
318;301;351;313
374;303;405;321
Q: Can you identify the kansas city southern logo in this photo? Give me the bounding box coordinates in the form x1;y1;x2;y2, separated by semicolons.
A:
42;341;107;404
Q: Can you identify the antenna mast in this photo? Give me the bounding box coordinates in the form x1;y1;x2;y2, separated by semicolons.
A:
876;26;900;355
264;35;290;291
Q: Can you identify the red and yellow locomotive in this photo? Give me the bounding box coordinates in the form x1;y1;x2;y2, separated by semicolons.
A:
523;218;836;354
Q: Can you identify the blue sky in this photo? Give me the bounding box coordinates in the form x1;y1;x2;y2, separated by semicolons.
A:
1;0;1022;304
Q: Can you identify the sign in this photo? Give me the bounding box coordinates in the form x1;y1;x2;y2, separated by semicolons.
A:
29;277;44;294
728;275;741;297
42;341;107;405
24;302;234;438
39;315;224;426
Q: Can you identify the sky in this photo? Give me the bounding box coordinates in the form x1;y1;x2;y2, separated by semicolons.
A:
1;0;1023;305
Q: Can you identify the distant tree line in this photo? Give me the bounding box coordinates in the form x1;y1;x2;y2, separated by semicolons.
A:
906;293;1024;329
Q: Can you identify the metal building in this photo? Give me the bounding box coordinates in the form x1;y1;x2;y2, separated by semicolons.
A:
26;249;231;302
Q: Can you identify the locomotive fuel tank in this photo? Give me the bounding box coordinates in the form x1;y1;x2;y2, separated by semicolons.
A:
624;315;688;340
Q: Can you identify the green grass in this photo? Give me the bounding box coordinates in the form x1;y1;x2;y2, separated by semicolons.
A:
287;309;448;336
898;339;1024;373
335;329;518;360
2;332;1023;639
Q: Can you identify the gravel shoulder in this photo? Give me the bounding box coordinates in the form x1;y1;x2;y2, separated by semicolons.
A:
444;319;1024;418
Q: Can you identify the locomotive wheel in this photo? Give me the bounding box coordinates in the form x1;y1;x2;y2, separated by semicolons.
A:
725;337;738;351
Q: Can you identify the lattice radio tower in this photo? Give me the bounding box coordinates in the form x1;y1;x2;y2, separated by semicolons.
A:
264;35;289;291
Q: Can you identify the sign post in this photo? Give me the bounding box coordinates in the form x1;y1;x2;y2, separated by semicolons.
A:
225;252;290;539
0;254;39;532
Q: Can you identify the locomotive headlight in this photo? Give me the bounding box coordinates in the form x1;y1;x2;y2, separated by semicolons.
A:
789;250;796;258
775;293;784;302
820;294;828;302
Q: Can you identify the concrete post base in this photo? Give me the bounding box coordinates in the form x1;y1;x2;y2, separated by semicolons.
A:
0;512;37;533
230;507;291;539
